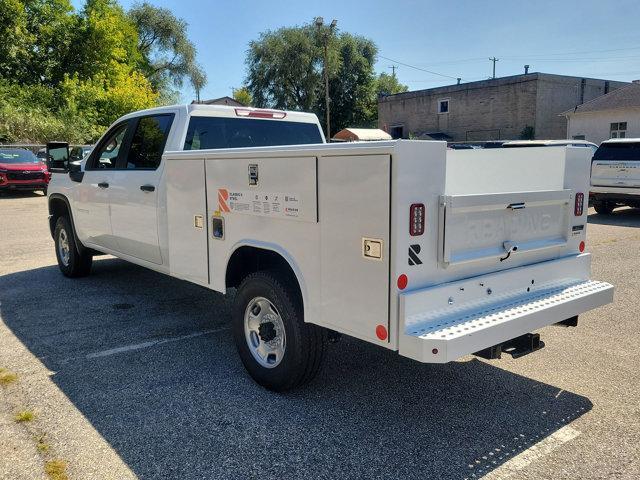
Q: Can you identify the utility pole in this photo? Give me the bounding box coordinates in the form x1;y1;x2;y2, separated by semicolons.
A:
489;57;499;79
389;65;397;77
316;17;337;140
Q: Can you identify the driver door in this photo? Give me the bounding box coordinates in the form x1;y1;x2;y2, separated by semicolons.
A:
74;121;131;251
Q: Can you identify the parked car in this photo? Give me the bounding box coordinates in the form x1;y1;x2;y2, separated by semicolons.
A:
590;138;640;214
502;139;598;153
0;148;50;194
70;145;93;162
36;148;48;164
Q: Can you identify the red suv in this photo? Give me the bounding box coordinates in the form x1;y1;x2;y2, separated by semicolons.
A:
0;148;50;194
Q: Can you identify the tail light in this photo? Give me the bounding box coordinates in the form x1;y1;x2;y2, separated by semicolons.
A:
409;203;425;236
235;108;286;119
574;192;584;216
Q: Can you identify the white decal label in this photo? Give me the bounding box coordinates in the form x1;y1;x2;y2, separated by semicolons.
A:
218;188;300;218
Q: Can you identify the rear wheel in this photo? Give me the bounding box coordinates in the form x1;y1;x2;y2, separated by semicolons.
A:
594;202;614;215
54;216;92;277
233;270;327;391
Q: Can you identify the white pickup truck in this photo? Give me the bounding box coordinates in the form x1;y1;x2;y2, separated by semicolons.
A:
590;138;640;214
46;104;613;391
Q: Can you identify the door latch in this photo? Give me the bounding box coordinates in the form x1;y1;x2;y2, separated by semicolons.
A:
363;238;383;260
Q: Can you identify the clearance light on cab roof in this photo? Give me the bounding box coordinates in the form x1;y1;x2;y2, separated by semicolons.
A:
234;108;287;119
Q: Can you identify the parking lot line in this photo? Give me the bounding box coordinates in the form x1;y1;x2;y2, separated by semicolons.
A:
84;327;230;359
479;425;581;479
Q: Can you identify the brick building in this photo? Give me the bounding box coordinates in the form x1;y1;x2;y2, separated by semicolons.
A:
378;73;627;142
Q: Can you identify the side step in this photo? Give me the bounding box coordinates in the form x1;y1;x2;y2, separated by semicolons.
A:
474;332;544;360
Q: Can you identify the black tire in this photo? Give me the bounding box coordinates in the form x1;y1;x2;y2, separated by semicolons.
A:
233;270;327;392
54;216;92;278
42;187;47;196
594;202;614;215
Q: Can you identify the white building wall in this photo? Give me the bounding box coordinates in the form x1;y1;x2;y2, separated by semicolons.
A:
566;107;640;144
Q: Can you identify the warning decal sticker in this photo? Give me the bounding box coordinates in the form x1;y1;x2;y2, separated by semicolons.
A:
218;188;301;218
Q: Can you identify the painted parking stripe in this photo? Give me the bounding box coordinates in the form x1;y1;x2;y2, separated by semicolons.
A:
478;426;581;479
85;327;229;359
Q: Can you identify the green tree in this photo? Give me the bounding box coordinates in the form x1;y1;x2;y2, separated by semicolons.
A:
245;21;380;134
376;72;408;96
246;25;324;111
128;1;206;93
233;87;252;106
315;33;377;135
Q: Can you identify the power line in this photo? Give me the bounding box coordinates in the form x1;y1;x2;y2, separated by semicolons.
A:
378;54;463;81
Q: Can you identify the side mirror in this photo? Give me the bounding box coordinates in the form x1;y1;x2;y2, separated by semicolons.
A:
46;142;70;172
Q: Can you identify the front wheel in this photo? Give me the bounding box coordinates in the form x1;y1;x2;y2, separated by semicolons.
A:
233;271;327;391
54;216;92;277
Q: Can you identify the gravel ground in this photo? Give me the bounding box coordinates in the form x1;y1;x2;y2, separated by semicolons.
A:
0;192;639;480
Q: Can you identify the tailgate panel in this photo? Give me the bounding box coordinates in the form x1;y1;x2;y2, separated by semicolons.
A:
591;160;640;188
439;190;571;266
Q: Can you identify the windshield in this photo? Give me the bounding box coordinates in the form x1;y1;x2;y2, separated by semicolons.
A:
183;116;323;150
593;142;640;161
0;149;39;164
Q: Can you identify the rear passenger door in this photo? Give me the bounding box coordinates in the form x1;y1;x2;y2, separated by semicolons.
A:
109;114;174;265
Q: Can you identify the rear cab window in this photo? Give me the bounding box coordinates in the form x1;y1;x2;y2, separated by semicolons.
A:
593;142;640;161
183;116;323;150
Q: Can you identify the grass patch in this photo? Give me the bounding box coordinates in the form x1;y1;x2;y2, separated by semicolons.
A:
35;434;50;452
14;410;35;423
0;368;18;386
45;460;68;480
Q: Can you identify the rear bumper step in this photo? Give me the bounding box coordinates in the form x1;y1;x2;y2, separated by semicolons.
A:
398;256;614;364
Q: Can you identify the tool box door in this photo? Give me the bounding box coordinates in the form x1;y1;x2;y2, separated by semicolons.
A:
318;154;390;343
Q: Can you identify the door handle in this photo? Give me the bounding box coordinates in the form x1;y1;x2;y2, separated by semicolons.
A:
140;184;155;192
98;182;109;189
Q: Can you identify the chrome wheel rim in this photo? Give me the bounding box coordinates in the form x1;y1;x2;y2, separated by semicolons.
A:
58;228;70;266
244;296;286;368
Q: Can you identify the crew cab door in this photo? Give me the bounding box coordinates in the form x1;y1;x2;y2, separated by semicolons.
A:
109;114;174;265
74;121;130;251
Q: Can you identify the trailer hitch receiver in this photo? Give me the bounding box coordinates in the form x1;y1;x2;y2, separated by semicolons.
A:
474;332;544;360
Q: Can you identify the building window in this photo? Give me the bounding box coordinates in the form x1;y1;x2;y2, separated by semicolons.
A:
610;122;627;138
438;99;449;114
390;125;404;139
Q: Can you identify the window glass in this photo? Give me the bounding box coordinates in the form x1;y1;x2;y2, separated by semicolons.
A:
610;123;618;131
438;100;449;113
0;149;39;164
619;122;627;130
593;142;640;161
183;116;323;150
93;124;128;169
127;115;173;169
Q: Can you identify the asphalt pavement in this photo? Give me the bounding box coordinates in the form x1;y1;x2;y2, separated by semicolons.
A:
0;192;639;479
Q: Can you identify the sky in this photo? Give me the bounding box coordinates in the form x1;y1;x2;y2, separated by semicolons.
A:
72;0;640;103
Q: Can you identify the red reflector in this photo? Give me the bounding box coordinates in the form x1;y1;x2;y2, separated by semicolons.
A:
574;192;584;216
376;325;388;341
234;108;287;119
579;241;585;252
409;203;425;236
397;274;408;290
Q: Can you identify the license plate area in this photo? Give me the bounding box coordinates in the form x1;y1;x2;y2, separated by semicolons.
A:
438;189;572;267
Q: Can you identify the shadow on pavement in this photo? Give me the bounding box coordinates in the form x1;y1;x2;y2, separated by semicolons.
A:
0;190;45;199
0;258;592;480
588;207;640;228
